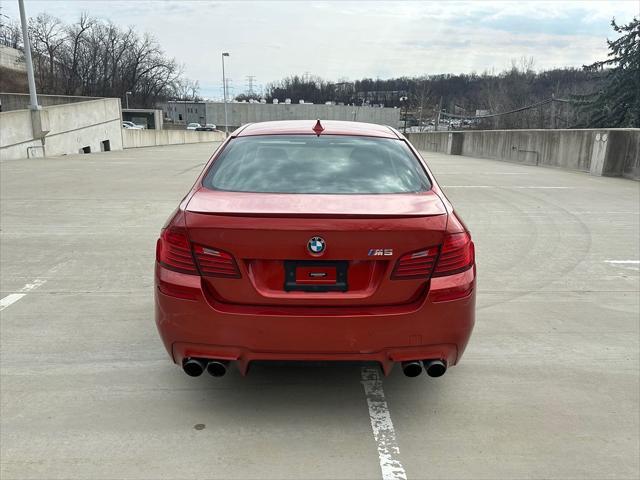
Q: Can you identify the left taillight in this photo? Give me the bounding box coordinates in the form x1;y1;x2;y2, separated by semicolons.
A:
156;226;198;275
193;245;241;278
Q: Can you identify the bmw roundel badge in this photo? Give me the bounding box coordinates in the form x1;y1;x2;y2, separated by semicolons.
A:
307;236;326;256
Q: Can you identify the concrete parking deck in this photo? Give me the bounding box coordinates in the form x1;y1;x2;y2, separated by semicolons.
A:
1;143;638;479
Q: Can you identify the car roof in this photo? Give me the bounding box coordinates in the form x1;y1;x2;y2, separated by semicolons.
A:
235;120;399;139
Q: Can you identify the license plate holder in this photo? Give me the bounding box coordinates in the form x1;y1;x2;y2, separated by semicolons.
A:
284;260;348;292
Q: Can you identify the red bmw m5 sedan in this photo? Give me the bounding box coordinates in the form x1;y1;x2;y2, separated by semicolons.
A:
155;120;476;378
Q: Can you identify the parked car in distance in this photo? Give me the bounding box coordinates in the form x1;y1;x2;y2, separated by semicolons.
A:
196;123;217;131
122;121;145;129
186;123;202;130
155;120;476;380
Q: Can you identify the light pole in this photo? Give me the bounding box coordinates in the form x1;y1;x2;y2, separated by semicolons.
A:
400;96;408;134
18;0;38;110
125;91;132;109
221;52;230;136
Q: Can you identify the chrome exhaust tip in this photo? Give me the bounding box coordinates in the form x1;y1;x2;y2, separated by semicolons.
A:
206;360;228;377
401;360;423;377
423;359;447;377
183;358;206;377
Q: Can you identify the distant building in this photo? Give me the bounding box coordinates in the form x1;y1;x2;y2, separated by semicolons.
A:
122;109;163;129
157;100;400;130
355;90;408;106
162;100;207;125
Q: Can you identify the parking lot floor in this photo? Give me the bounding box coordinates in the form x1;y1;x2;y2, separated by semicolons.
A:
1;142;638;479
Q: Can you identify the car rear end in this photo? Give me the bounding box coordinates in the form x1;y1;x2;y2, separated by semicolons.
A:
155;121;475;378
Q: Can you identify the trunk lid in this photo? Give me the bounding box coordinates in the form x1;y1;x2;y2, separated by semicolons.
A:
185;188;447;307
186;188;445;218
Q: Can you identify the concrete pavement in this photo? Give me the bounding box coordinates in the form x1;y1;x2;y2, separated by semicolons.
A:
1;143;638;479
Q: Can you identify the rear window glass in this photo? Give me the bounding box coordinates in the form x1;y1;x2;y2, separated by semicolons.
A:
203;135;431;194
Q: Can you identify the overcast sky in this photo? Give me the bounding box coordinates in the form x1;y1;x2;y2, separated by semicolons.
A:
2;0;638;98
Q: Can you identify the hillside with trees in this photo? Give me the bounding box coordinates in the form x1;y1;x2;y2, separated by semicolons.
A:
2;10;636;129
0;13;200;108
258;18;638;129
261;63;604;129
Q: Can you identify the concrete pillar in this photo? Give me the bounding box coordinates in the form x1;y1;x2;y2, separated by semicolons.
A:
30;109;50;138
589;131;608;176
446;132;463;155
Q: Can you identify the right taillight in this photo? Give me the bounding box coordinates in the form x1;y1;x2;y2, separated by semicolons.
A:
391;247;439;279
156;226;198;275
432;232;475;277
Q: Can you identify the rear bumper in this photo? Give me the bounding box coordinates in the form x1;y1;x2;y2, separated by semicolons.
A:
155;265;475;375
171;342;460;376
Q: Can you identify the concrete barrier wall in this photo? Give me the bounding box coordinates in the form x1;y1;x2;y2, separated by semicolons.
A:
0;109;42;158
605;130;640;179
1;92;101;112
406;132;450;153
0;46;26;72
460;130;596;171
122;129;225;148
1;98;123;160
407;129;640;179
202;102;400;129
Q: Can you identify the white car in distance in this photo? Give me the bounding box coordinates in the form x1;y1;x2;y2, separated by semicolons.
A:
122;121;145;129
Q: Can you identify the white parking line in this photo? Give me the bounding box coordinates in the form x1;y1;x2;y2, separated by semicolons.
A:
361;367;407;480
605;260;640;271
437;172;529;175
0;278;47;312
512;186;573;189
442;185;572;189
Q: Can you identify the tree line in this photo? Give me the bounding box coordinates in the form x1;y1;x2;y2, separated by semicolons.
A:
2;11;635;128
254;18;638;129
573;18;639;128
0;13;200;108
258;63;604;129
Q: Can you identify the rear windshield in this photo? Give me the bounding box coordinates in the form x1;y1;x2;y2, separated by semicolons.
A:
203;135;431;194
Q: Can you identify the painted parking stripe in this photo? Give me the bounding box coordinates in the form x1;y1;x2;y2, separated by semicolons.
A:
442;185;572;189
605;260;640;271
361;367;407;480
0;278;47;312
437;172;529;175
0;293;27;310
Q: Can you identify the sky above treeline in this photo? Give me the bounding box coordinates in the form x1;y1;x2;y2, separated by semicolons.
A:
3;0;638;99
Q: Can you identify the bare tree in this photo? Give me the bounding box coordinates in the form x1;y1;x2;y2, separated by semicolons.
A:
29;13;65;91
61;13;94;95
0;17;22;48
0;11;189;107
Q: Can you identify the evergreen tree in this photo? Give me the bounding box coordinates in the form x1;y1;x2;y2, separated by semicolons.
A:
575;17;639;127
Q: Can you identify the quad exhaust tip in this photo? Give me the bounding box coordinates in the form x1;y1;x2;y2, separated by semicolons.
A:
183;358;206;377
185;357;444;378
423;359;447;377
182;358;229;377
401;359;447;378
401;360;423;377
206;360;228;377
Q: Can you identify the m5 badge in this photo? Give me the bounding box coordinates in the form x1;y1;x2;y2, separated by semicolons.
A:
368;248;393;256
